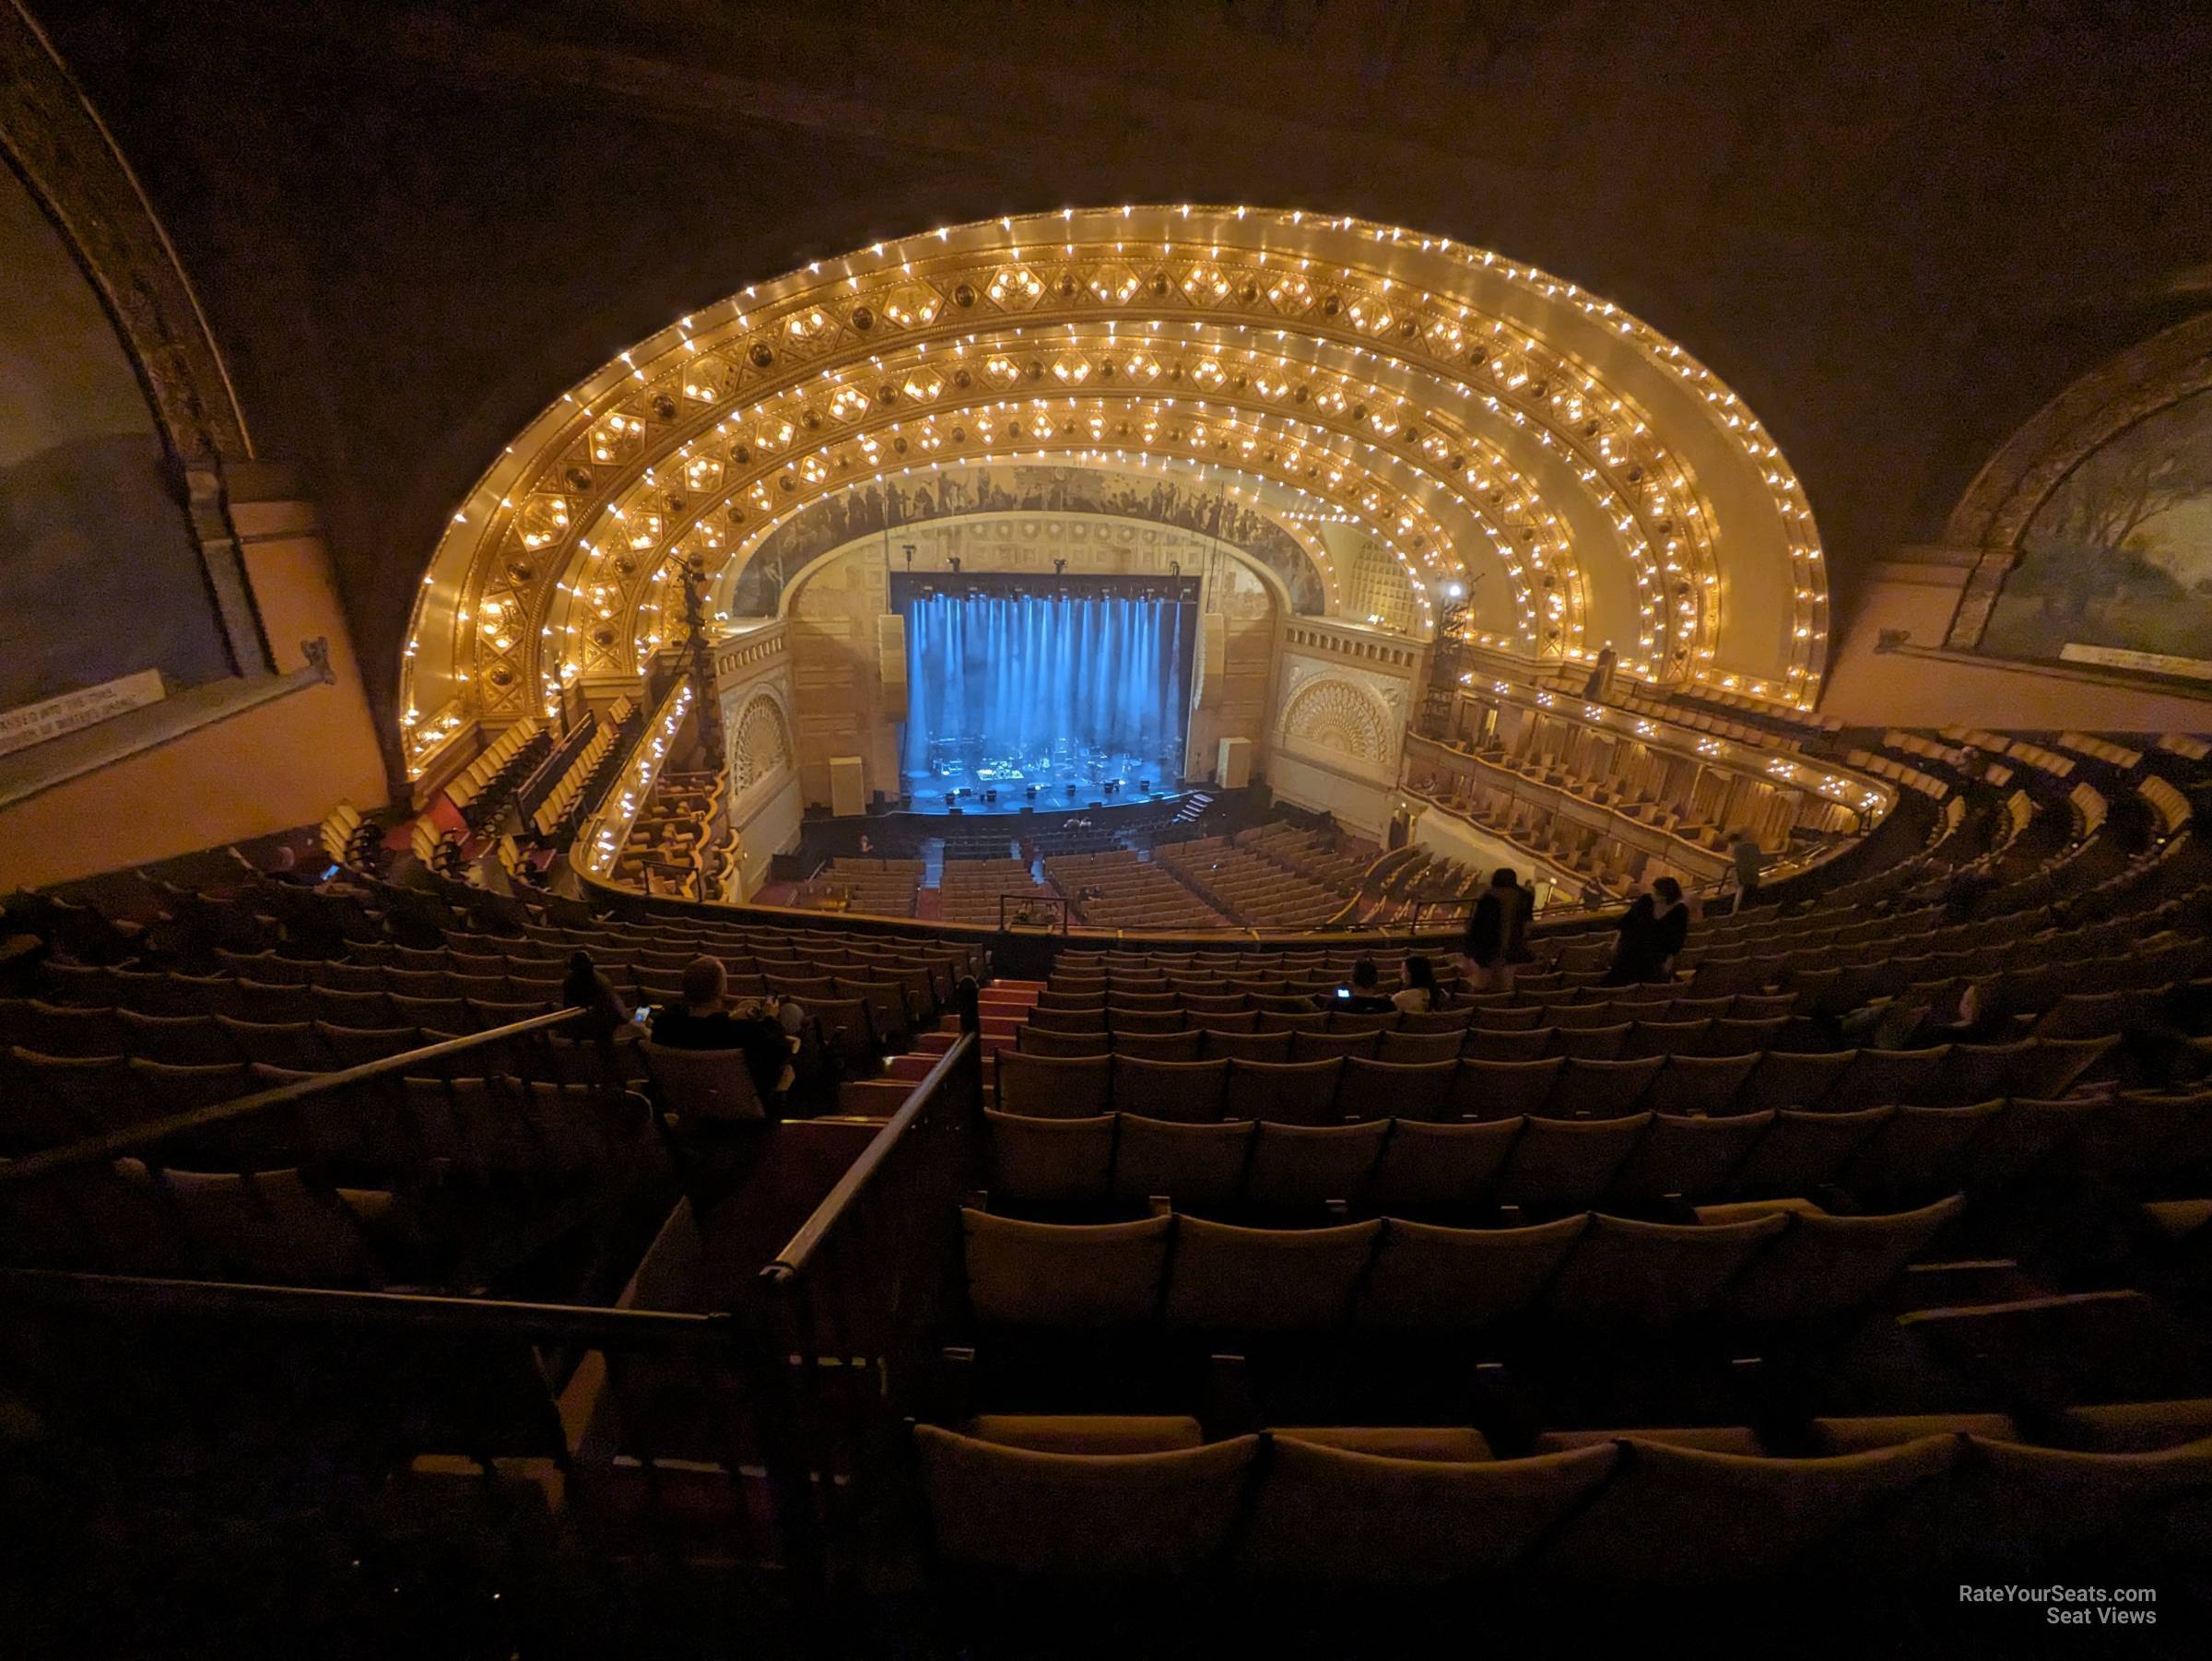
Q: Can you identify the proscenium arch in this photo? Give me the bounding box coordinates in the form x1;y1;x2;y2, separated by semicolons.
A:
756;503;1312;628
403;206;1829;778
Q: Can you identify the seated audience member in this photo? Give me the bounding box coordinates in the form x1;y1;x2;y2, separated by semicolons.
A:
2118;980;2212;1091
1920;977;2012;1044
1320;955;1398;1014
562;949;636;1040
262;843;321;887
1393;953;1447;1015
1605;877;1688;985
651;956;805;1100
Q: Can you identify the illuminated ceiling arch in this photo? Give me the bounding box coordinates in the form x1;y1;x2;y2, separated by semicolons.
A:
717;489;1330;625
403;206;1828;776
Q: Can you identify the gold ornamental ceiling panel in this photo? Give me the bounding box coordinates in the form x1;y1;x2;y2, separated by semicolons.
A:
402;206;1828;775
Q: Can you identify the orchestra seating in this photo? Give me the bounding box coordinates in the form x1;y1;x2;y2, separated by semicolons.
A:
938;857;1053;926
794;856;925;917
1044;849;1227;930
1153;831;1352;929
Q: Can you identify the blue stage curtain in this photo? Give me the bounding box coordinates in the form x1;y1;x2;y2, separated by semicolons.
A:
900;593;1191;783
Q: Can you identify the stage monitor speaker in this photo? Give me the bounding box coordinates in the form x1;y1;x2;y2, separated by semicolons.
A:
1218;736;1253;790
829;756;867;818
877;615;908;721
1199;613;1226;708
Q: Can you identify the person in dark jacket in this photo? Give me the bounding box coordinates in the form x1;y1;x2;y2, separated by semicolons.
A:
1605;877;1688;985
1462;867;1533;991
561;949;635;1040
1317;955;1397;1014
651;957;804;1100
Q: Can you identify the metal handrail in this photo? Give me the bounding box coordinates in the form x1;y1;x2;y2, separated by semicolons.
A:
0;1264;732;1346
0;1007;587;1186
763;1031;976;1281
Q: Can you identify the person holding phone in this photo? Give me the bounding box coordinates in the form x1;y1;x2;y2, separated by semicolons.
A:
1317;955;1396;1014
652;957;806;1100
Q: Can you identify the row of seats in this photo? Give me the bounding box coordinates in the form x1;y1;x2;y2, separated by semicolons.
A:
6;1076;655;1290
1019;1015;1840;1061
1036;987;1793;1021
937;858;1052;926
993;1042;2117;1121
1043;849;1226;930
914;1415;2210;1584
984;1095;2200;1219
526;702;629;837
1240;821;1378;889
442;716;543;826
959;1201;1960;1331
1153;835;1349;929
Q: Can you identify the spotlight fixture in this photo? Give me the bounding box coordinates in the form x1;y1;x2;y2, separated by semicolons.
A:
1168;560;1181;577
1053;557;1066;575
947;556;962;573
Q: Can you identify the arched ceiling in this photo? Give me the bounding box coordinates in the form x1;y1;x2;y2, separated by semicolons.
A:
403;206;1828;777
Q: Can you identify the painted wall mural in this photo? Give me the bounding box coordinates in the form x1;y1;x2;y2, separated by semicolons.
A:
725;463;1326;616
1980;388;2212;683
0;164;231;716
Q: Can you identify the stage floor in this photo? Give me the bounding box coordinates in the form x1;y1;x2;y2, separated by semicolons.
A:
901;745;1183;815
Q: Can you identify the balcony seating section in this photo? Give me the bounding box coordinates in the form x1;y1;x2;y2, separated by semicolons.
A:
608;767;728;897
8;723;2212;1638
440;716;546;830
2;871;988;1156
524;699;635;838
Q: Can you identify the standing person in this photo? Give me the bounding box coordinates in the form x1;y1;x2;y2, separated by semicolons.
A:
1729;831;1765;913
1582;645;1618;702
1605;877;1689;985
1393;953;1447;1014
1462;867;1531;992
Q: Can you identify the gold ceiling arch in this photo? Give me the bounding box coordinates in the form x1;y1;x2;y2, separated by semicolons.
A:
404;206;1828;777
700;457;1347;621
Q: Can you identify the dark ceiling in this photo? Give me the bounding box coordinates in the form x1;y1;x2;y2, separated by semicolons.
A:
33;0;2212;736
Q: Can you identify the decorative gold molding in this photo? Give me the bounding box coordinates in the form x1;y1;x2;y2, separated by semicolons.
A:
0;0;250;462
407;207;1830;753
